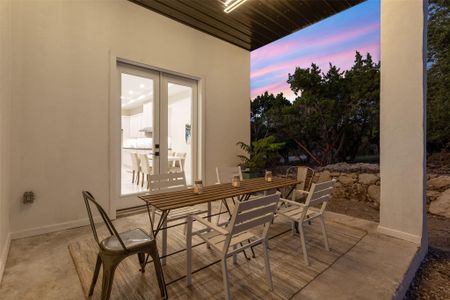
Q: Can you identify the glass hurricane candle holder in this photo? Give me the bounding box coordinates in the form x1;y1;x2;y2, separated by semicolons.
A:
265;171;273;182
231;175;241;188
193;180;203;194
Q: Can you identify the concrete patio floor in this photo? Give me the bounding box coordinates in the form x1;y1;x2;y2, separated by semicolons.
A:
0;208;420;300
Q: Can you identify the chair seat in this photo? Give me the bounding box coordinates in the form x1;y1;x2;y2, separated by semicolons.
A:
277;203;320;221
100;228;153;253
199;229;256;252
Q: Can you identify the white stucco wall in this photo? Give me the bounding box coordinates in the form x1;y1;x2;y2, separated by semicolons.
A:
9;0;250;236
0;0;12;281
379;0;427;244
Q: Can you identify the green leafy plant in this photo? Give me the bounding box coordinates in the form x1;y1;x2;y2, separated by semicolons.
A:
236;135;285;171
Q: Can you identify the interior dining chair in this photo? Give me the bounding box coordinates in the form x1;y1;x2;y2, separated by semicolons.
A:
276;179;336;265
186;193;280;300
81;191;167;300
148;172;209;265
285;166;316;201
168;152;186;173
130;153;141;185
215;166;243;224
138;154;153;188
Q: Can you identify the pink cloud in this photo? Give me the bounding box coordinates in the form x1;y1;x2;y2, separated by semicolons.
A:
251;42;379;80
251;43;379;100
251;22;379;65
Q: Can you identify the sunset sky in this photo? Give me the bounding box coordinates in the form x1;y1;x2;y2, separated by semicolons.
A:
250;0;380;101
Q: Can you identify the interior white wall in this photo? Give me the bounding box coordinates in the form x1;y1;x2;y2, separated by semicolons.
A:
168;91;192;183
0;0;12;281
9;0;250;236
379;0;427;244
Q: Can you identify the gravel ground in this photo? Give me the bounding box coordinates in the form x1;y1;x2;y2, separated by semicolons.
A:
326;198;450;299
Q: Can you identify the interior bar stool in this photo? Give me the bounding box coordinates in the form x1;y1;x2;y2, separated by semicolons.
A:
82;191;167;300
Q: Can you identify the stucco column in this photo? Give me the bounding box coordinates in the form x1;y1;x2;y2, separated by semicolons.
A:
378;0;427;245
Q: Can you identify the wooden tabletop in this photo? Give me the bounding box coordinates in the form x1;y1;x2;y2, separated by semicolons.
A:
138;176;300;211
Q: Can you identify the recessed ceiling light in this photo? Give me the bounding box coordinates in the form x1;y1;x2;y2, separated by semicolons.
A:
128;90;134;95
140;84;145;89
224;0;248;13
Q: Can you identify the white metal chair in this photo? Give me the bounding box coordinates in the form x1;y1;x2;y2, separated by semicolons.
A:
138;154;153;188
130;153;141;185
285;166;316;201
186;193;280;300
148;172;209;265
277;179;336;265
215;166;243;224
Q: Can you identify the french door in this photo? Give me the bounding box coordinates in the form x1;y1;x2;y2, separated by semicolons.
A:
117;63;198;209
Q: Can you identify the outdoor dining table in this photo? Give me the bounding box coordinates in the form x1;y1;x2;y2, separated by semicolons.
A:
138;176;301;237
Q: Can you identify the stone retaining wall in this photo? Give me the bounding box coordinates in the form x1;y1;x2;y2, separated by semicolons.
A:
314;163;450;218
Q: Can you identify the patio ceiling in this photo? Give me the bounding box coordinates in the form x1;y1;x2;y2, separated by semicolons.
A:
129;0;365;51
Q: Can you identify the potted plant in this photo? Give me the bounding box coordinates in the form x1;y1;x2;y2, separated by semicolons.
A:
236;135;285;179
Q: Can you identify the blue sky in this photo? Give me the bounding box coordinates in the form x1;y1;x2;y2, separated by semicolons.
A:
251;0;380;100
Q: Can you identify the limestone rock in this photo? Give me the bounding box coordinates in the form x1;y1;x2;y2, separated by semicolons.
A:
317;170;331;183
358;173;379;185
317;162;379;174
367;185;380;203
338;174;355;185
426;190;441;203
351;183;367;201
428;176;450;191
429;188;450;218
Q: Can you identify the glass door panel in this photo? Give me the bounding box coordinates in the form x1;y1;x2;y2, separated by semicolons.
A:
162;75;197;185
120;68;159;196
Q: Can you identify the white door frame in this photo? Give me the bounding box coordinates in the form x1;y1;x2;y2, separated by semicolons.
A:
109;55;204;216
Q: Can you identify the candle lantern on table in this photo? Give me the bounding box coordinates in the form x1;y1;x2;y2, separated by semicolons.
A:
231;175;241;188
265;171;273;182
193;180;203;194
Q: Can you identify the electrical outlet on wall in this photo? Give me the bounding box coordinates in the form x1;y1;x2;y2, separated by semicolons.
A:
23;191;35;204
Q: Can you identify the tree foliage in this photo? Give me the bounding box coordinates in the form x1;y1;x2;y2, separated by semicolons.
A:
250;52;380;166
427;0;450;152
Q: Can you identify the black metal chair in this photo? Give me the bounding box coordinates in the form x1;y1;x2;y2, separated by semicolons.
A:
82;191;167;300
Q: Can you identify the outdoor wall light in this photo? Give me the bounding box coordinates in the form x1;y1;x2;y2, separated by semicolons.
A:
223;0;248;13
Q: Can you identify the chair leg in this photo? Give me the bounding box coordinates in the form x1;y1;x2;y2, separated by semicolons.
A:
88;254;102;296
319;216;330;251
149;242;168;299
262;239;273;291
186;215;193;286
141;173;144;187
137;171;140;185
161;219;168;266
100;255;120;300
132;170;135;183
217;200;223;225
221;257;232;300
138;252;146;273
298;223;309;265
147;174;150;189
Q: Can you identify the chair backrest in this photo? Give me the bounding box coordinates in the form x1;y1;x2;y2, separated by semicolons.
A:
82;191;127;251
138;154;152;173
147;172;187;194
216;166;243;184
223;193;280;252
130;153;140;172
286;166;315;191
304;179;336;213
